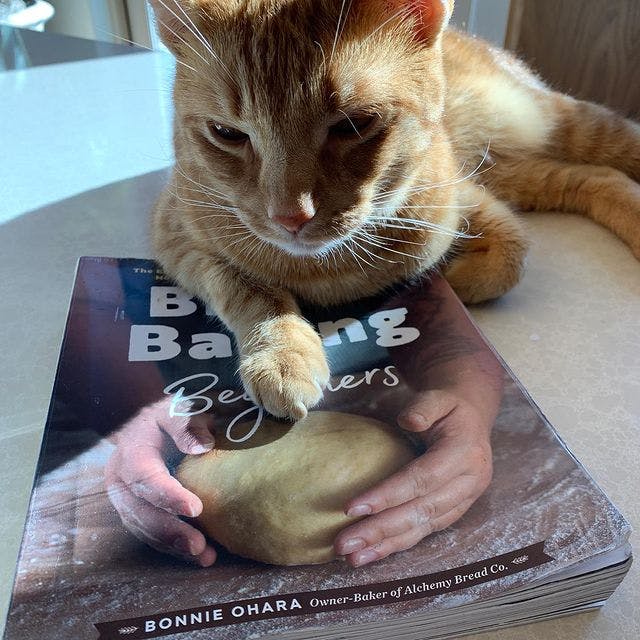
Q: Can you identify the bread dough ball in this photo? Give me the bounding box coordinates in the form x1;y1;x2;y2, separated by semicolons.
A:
176;411;416;565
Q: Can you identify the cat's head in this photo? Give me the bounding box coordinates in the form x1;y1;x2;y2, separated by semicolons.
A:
152;0;455;258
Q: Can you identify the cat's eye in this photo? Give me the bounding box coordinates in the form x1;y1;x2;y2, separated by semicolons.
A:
329;114;377;138
208;121;249;144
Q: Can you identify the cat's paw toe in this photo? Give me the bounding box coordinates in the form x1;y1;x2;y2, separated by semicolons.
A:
239;317;330;420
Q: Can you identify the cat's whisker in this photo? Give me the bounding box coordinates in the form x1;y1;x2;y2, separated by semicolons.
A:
169;218;247;234
372;172;478;202
169;187;235;205
314;250;331;268
171;0;215;52
95;27;153;52
352;232;403;265
198;228;249;237
372;167;464;202
348;236;386;268
314;40;327;70
369;212;477;236
156;15;210;67
369;214;460;228
171;196;239;212
172;163;233;200
337;109;363;139
368;216;478;239
371;195;481;209
330;0;354;63
177;182;231;197
388;203;480;211
359;226;432;247
331;246;340;271
355;234;423;262
168;191;239;212
224;231;255;250
171;165;236;203
96;23;200;75
172;191;237;208
169;228;250;243
157;0;236;85
242;236;267;264
341;239;368;275
372;144;493;205
174;183;233;205
191;221;247;231
174;59;198;73
318;239;341;271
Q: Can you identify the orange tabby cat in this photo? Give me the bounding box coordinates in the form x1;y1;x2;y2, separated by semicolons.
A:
150;0;640;420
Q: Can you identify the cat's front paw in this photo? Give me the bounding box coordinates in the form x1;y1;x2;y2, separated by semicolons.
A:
239;316;330;420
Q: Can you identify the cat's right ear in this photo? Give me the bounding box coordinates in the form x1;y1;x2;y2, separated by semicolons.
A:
384;0;454;46
148;0;202;55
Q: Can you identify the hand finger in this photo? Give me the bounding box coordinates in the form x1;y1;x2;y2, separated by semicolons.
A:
158;411;216;455
346;499;476;568
125;398;215;455
336;474;478;556
397;389;457;433
108;447;203;518
107;480;216;567
344;440;468;517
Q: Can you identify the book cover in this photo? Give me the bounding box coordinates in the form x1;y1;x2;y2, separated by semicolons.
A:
1;257;631;640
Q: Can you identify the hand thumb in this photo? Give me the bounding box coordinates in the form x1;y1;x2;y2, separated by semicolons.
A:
397;389;457;433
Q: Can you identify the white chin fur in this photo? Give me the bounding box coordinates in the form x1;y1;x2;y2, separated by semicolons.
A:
267;235;345;258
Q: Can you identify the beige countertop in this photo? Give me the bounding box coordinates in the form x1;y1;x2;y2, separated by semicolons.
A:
1;46;638;640
1;169;638;639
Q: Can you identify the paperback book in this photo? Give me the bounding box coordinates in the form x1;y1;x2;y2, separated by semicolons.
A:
1;257;632;640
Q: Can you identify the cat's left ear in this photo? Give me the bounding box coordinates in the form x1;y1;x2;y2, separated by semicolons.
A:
387;0;454;46
148;0;203;55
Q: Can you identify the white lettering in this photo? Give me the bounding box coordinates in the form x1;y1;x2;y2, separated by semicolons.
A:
163;373;219;416
226;405;264;443
368;308;420;347
326;367;395;392
150;286;198;317
353;590;387;602
318;318;368;346
159;618;172;630
382;365;400;386
188;333;233;360
128;325;181;361
309;596;351;607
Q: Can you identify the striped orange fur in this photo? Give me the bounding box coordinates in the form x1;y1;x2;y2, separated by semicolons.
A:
150;0;639;417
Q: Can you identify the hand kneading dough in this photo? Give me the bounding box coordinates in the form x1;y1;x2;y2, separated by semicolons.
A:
176;411;416;565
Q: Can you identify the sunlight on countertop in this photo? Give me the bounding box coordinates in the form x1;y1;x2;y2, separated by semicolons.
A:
0;50;175;224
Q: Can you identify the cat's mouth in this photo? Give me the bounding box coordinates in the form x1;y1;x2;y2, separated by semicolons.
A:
267;234;345;258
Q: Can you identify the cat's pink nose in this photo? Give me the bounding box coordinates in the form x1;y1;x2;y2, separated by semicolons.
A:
272;210;314;234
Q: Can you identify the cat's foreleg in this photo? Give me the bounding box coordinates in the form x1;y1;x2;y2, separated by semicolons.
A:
443;182;529;304
153;238;329;419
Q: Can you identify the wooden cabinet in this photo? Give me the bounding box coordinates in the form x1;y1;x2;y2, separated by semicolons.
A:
506;0;640;118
